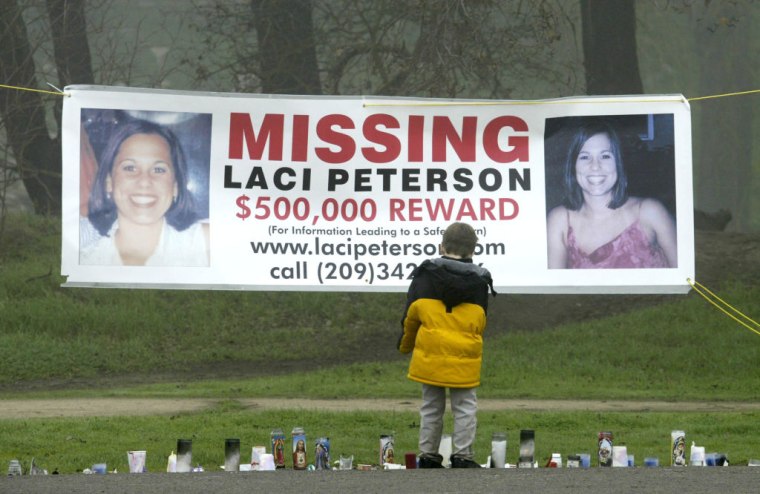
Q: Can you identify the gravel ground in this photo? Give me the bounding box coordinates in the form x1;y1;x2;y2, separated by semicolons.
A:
2;466;759;494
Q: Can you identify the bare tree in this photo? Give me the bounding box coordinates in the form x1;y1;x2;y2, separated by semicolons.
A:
0;0;61;214
190;0;581;99
0;0;189;217
316;0;579;99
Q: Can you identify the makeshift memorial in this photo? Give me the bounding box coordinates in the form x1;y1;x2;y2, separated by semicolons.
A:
259;454;276;471
519;430;535;468
225;438;240;472
436;434;450;468
611;445;628;467
8;459;22;476
491;432;507;468
251;446;266;471
671;430;687;466
176;439;192;473
339;455;354;470
706;453;728;466
166;451;177;472
28;458;47;475
271;429;286;469
380;434;395;467
315;437;331;470
292;427;307;470
598;432;613;467
127;451;146;473
546;453;562;467
690;442;705;466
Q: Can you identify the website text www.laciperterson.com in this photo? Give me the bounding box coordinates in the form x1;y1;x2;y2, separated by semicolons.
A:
248;235;506;284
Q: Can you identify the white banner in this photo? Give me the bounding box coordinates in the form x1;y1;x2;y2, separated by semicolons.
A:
61;86;694;293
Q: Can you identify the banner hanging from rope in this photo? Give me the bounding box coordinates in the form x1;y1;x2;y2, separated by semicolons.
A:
60;85;694;293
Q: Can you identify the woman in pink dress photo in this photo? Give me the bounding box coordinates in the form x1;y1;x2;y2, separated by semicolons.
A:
546;119;677;269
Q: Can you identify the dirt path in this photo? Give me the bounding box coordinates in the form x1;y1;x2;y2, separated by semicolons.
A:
2;397;760;419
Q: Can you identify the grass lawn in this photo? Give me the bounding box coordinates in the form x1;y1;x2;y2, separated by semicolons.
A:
1;213;759;472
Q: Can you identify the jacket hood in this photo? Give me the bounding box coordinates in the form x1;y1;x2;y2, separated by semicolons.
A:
417;257;495;312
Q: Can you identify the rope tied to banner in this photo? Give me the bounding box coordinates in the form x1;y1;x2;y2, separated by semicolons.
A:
687;278;760;337
361;88;760;107
1;83;760;103
0;83;68;97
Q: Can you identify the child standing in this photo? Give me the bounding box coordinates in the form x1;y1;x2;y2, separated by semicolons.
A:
398;222;495;468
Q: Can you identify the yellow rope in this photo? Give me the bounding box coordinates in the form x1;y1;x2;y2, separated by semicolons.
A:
0;83;66;97
362;97;684;108
687;88;760;102
687;278;760;337
1;82;759;104
362;88;760;108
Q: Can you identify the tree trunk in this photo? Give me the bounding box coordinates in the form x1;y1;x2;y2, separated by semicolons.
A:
251;0;321;95
47;0;94;86
580;0;643;95
0;0;61;214
693;4;753;231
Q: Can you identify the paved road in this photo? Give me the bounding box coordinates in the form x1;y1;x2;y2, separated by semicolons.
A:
2;467;759;493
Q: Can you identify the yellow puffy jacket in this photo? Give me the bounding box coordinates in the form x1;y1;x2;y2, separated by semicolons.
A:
398;257;494;388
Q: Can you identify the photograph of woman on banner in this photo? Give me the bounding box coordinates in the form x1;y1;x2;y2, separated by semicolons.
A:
80;111;211;266
546;117;677;269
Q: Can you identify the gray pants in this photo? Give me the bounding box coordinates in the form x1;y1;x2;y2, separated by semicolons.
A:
419;384;478;461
